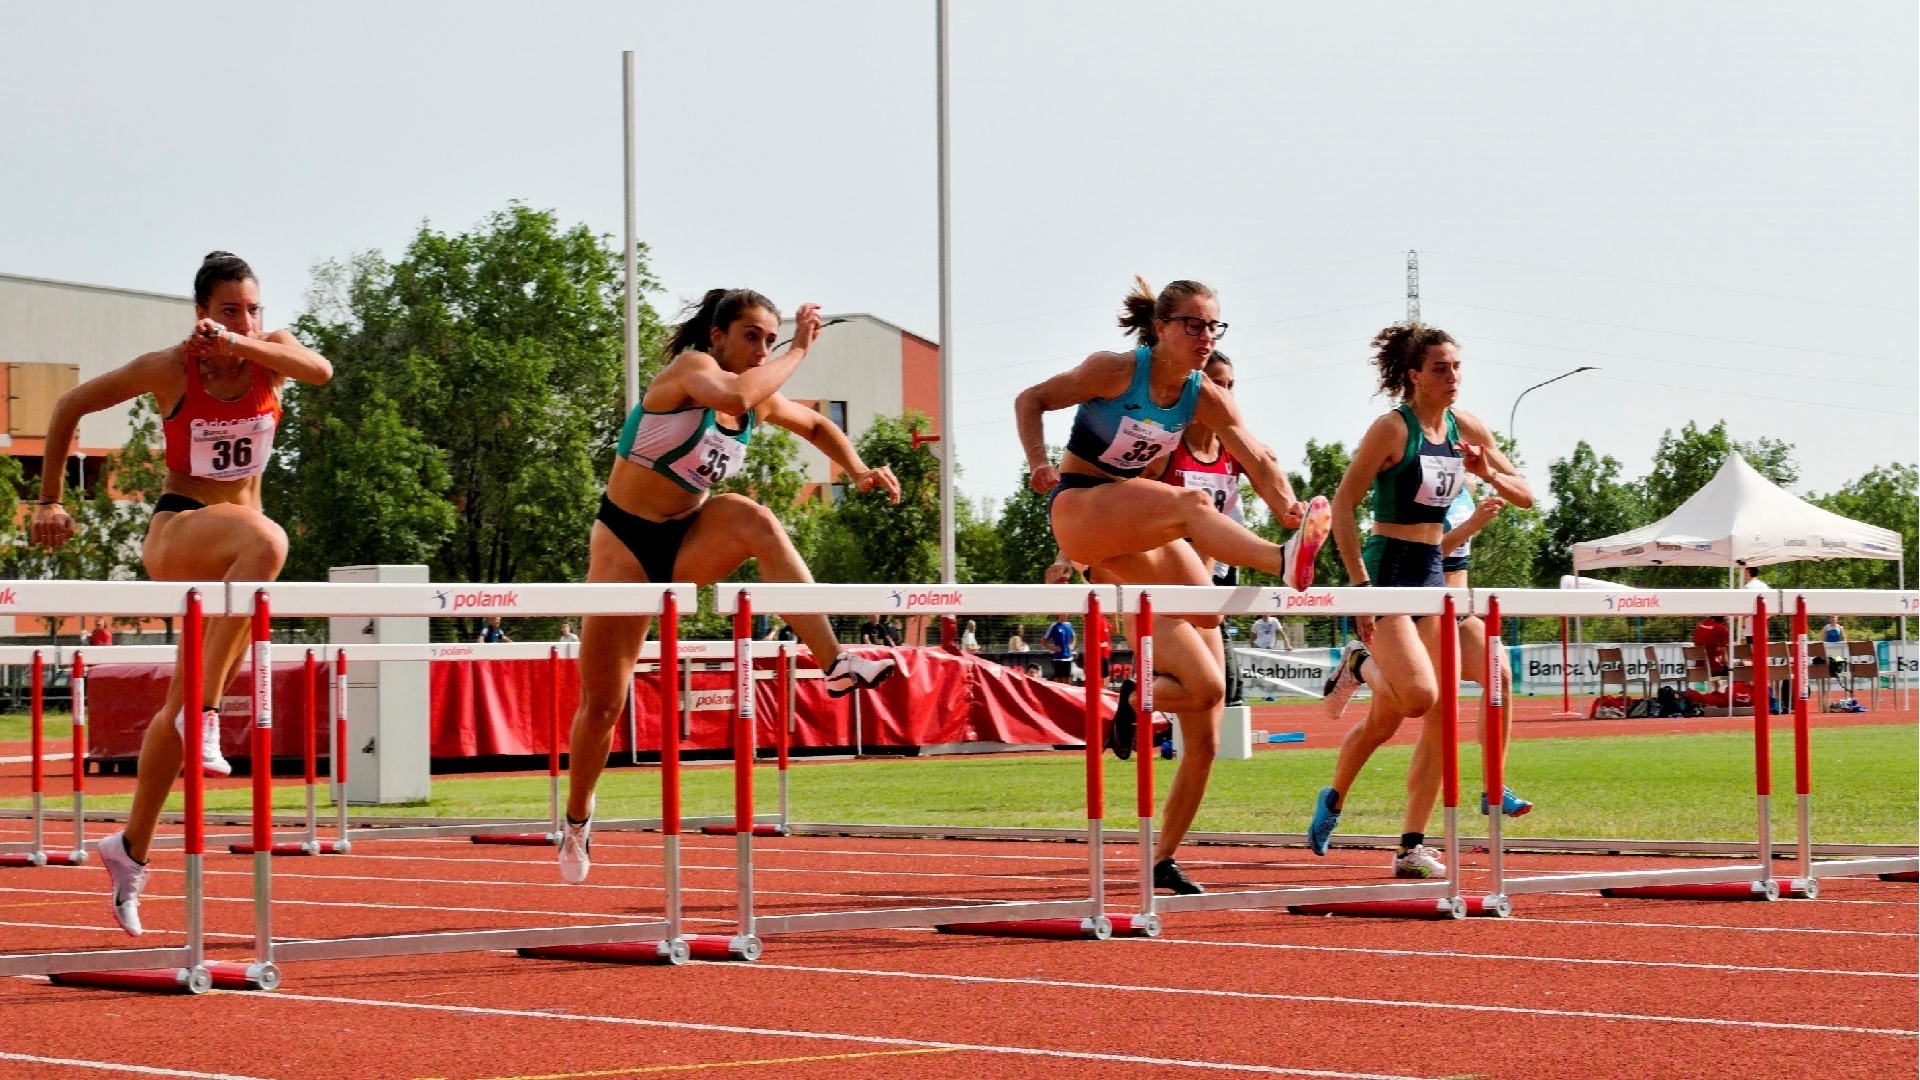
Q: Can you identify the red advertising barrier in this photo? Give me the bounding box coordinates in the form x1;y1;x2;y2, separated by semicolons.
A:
85;646;1098;763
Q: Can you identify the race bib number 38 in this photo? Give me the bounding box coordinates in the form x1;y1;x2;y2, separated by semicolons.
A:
189;414;276;480
669;427;748;492
1098;415;1181;472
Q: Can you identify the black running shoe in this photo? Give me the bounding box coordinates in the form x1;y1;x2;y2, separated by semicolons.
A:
1106;678;1137;760
1153;857;1204;895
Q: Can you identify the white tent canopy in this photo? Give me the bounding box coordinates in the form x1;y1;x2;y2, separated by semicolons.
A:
1572;455;1902;572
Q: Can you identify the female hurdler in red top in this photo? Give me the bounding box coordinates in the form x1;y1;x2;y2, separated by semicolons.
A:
32;252;333;936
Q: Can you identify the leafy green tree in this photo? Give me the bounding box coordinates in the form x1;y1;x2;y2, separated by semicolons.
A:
809;411;941;584
281;203;666;586
1468;437;1540;588
1538;441;1646;585
1258;437;1352;588
1641;420;1797;521
1770;463;1918;593
954;491;1005;585
993;449;1063;586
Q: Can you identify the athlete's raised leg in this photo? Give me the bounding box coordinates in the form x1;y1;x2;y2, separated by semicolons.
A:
1054;480;1281;574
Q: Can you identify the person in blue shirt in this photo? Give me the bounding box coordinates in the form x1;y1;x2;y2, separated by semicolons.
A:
1044;616;1075;681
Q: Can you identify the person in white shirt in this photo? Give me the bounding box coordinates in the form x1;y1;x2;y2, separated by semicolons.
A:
1251;614;1287;651
1743;567;1769;591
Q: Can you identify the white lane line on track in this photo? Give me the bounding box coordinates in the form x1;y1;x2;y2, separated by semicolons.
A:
0;918;251;941
742;962;1920;1037
1131;936;1916;979
327;851;1069;883
0;1051;272;1080
260;991;1433;1080
1506;916;1916;939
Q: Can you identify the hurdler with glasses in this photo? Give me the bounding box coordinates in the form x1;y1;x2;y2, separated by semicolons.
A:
1013;276;1330;896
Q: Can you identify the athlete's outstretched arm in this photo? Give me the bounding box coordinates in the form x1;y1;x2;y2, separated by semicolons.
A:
1330;413;1406;585
34;351;178;543
1195;381;1304;528
671;303;822;415
1451;409;1532;508
1012;351;1134;493
759;393;901;503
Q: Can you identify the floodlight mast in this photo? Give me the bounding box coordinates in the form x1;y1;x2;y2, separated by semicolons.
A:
1406;250;1420;323
936;0;956;583
622;51;640;415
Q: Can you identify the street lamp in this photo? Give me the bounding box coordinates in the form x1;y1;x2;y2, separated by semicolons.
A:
1508;366;1597;445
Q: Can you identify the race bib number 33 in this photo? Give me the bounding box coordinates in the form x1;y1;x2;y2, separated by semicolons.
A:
189;414;276;480
1099;415;1181;472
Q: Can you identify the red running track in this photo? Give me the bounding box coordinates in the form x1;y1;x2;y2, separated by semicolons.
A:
0;819;1913;1079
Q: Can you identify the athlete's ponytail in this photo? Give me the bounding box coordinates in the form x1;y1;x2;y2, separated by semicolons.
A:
193;251;256;307
1369;322;1456;401
664;288;780;357
1118;276;1217;346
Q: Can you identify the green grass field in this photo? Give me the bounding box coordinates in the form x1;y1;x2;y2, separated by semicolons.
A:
16;723;1913;845
0;710;72;744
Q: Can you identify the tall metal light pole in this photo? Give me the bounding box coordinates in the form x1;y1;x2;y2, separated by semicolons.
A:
1508;366;1596;444
1405;250;1419;323
935;0;956;583
622;51;640;415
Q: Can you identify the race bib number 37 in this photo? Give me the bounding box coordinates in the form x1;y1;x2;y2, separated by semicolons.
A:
189;414;276;480
1415;455;1465;508
1098;415;1181;472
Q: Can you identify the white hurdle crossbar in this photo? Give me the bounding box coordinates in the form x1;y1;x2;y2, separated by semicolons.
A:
711;583;1126;952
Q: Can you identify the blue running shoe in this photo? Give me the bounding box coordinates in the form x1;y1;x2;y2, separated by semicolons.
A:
1307;786;1342;856
1480;786;1533;817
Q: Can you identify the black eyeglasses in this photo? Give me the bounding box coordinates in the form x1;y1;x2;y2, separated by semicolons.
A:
1161;316;1228;340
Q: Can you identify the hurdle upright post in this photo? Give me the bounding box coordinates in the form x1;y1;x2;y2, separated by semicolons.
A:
548;645;562;841
778;643;792;832
332;650;351;852
303;650;318;853
249;590;278;981
67;653;87;863
1083;590;1106;924
1751;594;1776;897
29;650;44;862
1483;595;1506;900
182;590;208;980
1128;592;1161;936
1786;596;1816;898
702;590;760;961
660;591;683;949
1440;594;1461;907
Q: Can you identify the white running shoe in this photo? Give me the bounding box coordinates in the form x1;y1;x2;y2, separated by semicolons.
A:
97;831;149;937
1392;844;1447;879
1280;495;1333;592
1322;641;1368;720
558;815;592;884
173;707;231;778
824;653;897;698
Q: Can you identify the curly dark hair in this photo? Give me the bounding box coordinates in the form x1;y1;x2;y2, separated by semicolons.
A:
1369;322;1456;400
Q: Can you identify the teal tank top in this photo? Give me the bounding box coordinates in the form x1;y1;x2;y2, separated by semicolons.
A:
1064;346;1203;478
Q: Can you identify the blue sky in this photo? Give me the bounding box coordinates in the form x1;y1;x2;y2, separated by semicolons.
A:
2;1;1912;509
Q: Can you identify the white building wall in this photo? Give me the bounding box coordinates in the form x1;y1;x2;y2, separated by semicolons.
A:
0;273;195;449
775;314;905;485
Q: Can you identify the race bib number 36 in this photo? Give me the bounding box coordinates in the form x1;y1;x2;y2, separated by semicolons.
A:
1415;455;1465;508
1098;415;1181;472
669;427;748;492
189;414;276;480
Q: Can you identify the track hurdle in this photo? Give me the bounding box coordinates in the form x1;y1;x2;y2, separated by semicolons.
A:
1476;589;1787;908
700;641;794;838
1115;585;1487;923
707;583;1129;954
1782;589;1919;892
473;645;567;846
229;647;350;856
0;651;52;867
0;581;277;994
234;581;695;975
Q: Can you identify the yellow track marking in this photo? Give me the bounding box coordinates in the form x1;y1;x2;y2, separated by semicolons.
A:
426;1047;962;1080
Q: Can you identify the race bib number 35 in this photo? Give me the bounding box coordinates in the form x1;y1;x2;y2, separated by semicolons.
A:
189;414;276;480
1098;415;1181;472
669;427;748;492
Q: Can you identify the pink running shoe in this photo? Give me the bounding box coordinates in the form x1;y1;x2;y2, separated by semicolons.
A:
1281;496;1332;592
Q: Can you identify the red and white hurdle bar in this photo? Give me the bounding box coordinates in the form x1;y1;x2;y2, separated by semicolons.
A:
1117;584;1496;922
706;583;1133;954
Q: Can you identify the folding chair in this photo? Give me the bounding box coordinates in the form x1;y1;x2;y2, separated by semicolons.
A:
1729;644;1755;716
1845;641;1881;711
1596;647;1628;713
1646;645;1684;699
1805;642;1836;710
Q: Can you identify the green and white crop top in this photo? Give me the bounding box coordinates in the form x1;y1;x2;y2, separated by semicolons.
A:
616;402;755;494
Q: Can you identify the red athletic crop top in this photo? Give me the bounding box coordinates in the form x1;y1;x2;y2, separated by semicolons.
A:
162;359;281;481
1161;436;1241;517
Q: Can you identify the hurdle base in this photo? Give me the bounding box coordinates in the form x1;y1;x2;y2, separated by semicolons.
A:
1600;880;1778;901
698;824;790;837
935;916;1113;940
228;842;321;856
683;934;761;961
518;939;690;966
49;961;276;995
1879;871;1918;883
1288;898;1465;920
1109;912;1161;938
0;852;48;867
1461;894;1512;918
44;850;88;866
471;833;558;846
1780;878;1819;899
